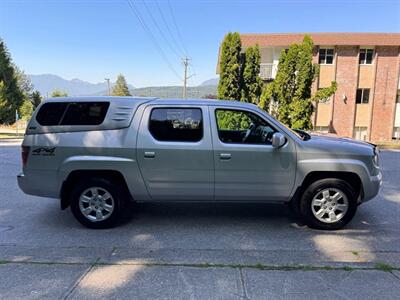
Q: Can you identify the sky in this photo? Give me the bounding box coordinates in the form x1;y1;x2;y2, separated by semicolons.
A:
1;0;399;88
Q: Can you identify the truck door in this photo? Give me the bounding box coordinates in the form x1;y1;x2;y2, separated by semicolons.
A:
137;105;214;201
210;106;296;201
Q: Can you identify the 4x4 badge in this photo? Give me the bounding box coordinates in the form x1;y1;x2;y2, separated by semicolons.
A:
32;147;56;156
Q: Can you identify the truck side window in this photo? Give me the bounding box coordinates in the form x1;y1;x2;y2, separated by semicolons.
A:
149;108;203;142
36;102;109;126
36;102;68;126
215;109;276;144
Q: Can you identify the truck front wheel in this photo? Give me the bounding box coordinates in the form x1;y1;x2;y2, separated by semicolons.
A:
70;177;125;229
299;178;357;230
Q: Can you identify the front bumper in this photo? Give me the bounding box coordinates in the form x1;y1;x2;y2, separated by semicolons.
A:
362;171;383;202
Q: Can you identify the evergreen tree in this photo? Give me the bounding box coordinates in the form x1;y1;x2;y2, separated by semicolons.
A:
261;35;337;130
273;45;299;126
112;74;131;96
289;35;316;130
19;100;33;120
51;89;68;97
217;32;242;100
0;38;24;124
31;90;42;109
240;45;263;104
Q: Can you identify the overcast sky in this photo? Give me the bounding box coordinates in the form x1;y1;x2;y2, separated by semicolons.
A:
1;0;399;87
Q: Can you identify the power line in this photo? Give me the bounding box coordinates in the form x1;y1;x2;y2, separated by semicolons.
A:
166;0;189;56
141;0;183;60
126;0;182;81
154;0;186;57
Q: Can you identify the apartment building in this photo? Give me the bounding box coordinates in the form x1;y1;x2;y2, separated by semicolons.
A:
220;33;400;142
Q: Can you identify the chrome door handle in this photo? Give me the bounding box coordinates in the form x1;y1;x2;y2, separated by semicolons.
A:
220;153;231;160
144;151;156;158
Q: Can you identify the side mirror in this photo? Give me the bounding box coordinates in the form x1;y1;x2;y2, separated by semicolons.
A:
272;132;286;148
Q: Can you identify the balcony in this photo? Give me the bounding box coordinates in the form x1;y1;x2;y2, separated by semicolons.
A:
259;63;277;80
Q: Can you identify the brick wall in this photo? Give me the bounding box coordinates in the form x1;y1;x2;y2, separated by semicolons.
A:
331;46;359;137
370;46;400;142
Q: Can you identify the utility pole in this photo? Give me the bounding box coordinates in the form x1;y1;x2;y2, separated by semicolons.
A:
105;78;111;96
182;57;194;99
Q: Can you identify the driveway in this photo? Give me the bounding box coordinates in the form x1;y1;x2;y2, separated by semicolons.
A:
0;140;399;299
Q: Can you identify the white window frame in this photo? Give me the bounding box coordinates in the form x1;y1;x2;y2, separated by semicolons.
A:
318;47;335;65
359;47;374;65
356;88;370;104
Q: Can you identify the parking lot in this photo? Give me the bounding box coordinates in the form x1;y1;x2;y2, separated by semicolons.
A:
1;140;400;299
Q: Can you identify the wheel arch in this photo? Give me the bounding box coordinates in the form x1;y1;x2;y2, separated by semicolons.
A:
60;169;132;210
291;171;364;207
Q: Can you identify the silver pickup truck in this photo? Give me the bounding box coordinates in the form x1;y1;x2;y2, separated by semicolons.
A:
18;97;382;230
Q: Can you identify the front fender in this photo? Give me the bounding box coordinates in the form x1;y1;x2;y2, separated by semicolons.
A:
295;158;372;197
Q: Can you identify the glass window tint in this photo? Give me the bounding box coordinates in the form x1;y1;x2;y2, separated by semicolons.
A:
366;49;373;64
60;102;109;125
36;102;68;126
215;109;276;145
318;49;326;64
36;102;109;126
362;89;370;103
356;89;362;104
149;108;203;142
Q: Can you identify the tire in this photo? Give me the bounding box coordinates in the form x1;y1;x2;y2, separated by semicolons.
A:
70;177;126;229
299;178;357;230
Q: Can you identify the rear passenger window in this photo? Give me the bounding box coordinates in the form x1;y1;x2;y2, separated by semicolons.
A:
60;102;109;125
149;108;203;142
36;102;68;126
36;102;109;126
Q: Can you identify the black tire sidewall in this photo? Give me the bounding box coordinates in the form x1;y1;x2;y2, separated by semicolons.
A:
300;179;357;230
70;177;123;229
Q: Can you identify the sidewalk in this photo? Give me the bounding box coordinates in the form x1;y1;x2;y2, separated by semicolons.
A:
1;259;399;299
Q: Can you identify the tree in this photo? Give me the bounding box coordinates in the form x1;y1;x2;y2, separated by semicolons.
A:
15;67;33;99
19;100;33;120
0;38;24;124
112;74;131;96
261;35;337;130
217;32;242;100
51;89;68;97
240;45;263;104
31;90;42;109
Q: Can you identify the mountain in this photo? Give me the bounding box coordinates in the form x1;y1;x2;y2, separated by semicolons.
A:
28;74;217;98
200;78;219;86
129;85;216;99
29;74;134;96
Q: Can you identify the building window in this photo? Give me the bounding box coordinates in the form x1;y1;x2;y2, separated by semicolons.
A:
319;48;334;64
393;127;400;140
397;90;400;103
314;126;329;133
356;89;370;104
353;127;368;141
149;108;203;142
359;48;374;64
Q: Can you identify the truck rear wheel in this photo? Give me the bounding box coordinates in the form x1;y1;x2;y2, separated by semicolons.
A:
70;177;125;229
299;178;357;230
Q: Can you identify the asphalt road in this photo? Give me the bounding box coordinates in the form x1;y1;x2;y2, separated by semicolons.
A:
1;140;400;299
